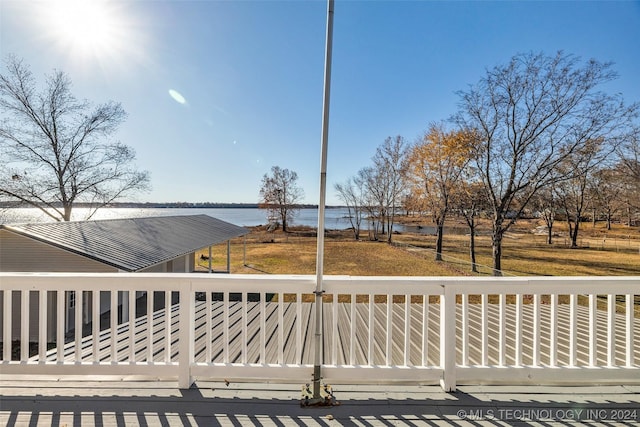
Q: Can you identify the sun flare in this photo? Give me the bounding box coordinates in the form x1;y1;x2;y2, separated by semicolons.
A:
44;0;123;57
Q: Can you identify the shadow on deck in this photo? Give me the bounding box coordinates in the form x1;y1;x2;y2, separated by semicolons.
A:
1;380;639;426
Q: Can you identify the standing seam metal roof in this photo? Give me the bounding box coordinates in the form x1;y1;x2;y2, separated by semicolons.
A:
1;215;249;272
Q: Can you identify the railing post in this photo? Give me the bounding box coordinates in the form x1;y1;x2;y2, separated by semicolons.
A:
2;290;11;361
178;282;195;389
440;284;456;392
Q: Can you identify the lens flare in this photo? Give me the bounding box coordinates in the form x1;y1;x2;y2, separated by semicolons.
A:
169;89;187;105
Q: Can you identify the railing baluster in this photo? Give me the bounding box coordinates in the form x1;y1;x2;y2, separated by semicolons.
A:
368;294;374;365
205;290;212;364
296;292;302;365
332;293;337;365
589;294;597;367
129;291;136;362
164;291;171;363
533;294;540;367
223;291;229;364
515;293;522;367
499;293;506;367
607;294;615;367
242;291;247;365
386;294;392;366
403;294;410;367
481;293;488;366
39;291;47;362
20;290;29;361
260;292;265;364
422;294;428;367
93;291;100;363
626;294;634;368
351;293;356;366
2;290;11;361
57;290;65;363
569;294;577;367
111;291;118;362
278;292;283;365
550;294;558;367
147;291;153;363
461;293;468;367
75;291;82;362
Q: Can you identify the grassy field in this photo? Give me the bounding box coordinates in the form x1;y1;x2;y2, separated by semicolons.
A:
197;218;640;277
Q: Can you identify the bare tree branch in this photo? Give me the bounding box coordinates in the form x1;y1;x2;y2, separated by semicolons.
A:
0;56;150;221
454;51;638;275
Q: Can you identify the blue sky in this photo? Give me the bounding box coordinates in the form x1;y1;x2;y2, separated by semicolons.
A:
2;0;639;205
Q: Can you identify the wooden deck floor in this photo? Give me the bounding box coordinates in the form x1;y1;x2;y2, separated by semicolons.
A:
3;381;639;426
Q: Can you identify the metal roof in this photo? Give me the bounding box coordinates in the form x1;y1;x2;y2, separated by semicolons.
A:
1;215;249;272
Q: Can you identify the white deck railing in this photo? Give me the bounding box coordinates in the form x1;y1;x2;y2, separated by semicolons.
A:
0;273;638;391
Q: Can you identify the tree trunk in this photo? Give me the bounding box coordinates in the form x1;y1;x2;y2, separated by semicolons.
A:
592;208;597;227
435;223;444;261
63;204;73;222
570;219;580;248
547;225;553;245
492;233;503;276
543;212;554;244
469;226;477;273
491;216;505;276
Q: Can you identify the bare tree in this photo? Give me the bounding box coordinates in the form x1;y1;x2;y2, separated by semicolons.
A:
530;186;559;245
370;136;409;243
617;131;640;183
616;132;640;220
455;51;638;275
0;56;150;221
359;166;383;241
555;139;611;247
452;180;488;273
589;167;626;230
334;175;365;240
258;166;304;232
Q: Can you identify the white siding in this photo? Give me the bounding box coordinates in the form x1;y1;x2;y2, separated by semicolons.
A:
1;230;116;342
0;230;117;273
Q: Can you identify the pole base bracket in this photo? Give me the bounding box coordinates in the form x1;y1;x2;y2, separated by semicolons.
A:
300;382;339;407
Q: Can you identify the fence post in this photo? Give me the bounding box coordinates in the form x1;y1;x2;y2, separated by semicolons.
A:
178;282;195;389
440;284;456;392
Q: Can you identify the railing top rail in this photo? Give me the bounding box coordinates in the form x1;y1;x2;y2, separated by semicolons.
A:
0;273;637;294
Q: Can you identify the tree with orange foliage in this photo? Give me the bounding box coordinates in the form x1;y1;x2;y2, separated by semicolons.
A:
407;123;478;261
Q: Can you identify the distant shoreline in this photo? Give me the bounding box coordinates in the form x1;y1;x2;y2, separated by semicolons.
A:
0;202;347;209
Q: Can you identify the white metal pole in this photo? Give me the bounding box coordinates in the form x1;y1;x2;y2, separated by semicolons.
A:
313;0;334;400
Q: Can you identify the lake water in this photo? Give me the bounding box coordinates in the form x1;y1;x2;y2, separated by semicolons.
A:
0;206;356;229
0;207;473;235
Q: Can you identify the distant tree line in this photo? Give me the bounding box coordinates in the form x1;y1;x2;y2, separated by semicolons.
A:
334;51;639;276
